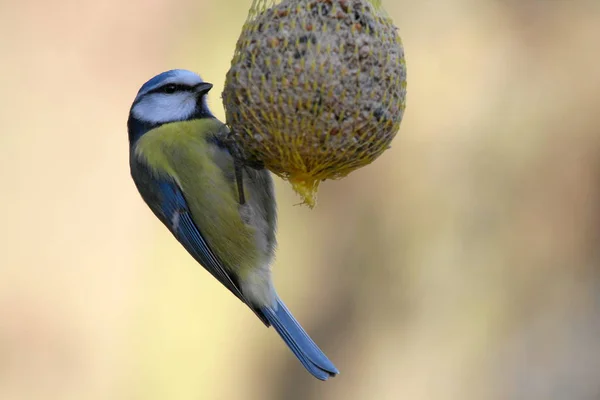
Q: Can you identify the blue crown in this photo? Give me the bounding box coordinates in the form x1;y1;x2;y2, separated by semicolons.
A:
137;69;204;98
138;70;180;94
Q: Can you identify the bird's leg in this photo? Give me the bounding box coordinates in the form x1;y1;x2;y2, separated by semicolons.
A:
226;129;265;206
234;159;246;206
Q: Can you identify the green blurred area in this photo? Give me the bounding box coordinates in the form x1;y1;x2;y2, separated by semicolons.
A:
1;0;600;399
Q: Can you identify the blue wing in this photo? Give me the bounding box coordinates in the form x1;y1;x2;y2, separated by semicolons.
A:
131;160;269;325
130;158;339;379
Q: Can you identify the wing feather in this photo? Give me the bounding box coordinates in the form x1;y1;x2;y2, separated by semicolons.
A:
131;160;269;325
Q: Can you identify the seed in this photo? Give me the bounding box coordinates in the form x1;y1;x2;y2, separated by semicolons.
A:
269;37;280;47
223;0;407;207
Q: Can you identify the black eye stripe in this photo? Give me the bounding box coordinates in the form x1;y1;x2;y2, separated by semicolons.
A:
147;83;194;95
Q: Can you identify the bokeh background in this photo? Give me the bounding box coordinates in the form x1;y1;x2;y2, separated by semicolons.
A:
2;0;600;399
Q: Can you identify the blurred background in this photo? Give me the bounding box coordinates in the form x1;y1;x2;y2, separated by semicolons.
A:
2;0;600;399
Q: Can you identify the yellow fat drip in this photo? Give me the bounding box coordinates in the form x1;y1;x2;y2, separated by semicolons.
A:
288;173;321;208
223;0;407;207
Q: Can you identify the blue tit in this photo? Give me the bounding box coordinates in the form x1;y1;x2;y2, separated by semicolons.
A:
127;69;338;380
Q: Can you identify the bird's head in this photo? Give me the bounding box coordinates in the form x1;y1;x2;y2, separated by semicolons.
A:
128;69;214;143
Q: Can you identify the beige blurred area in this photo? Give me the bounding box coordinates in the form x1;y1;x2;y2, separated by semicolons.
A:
1;0;600;399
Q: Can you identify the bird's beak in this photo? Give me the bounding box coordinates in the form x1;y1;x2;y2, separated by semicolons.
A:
195;82;213;95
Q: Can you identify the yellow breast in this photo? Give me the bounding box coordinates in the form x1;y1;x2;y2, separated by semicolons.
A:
134;119;261;275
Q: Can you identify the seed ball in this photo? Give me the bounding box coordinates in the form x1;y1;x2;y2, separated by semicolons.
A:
223;0;407;207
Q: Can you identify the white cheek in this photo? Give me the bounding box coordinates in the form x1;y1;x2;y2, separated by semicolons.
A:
132;93;197;123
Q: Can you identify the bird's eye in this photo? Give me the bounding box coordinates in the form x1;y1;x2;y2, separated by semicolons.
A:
163;84;177;94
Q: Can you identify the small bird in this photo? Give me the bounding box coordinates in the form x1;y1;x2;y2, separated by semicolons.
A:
127;69;338;380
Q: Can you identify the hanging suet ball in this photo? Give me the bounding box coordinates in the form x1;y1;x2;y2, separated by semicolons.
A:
223;0;407;207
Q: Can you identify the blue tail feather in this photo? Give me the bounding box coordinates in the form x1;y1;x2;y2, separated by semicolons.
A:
261;297;339;381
